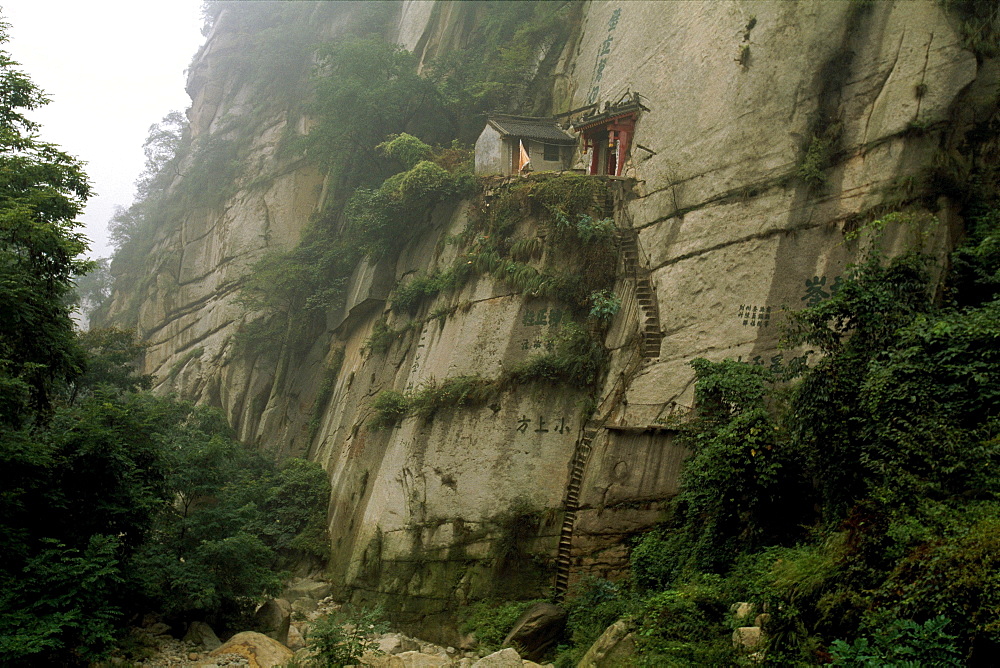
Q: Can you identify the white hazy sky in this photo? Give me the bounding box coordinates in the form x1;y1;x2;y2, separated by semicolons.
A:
2;0;206;259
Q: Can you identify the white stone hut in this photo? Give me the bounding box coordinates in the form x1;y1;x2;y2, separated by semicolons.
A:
474;115;577;176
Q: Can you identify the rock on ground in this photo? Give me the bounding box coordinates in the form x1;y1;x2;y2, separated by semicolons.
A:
502;602;566;662
471;648;523;668
209;631;293;668
282;577;332;604
578;619;637;668
184;621;223;651
253;598;292;645
377;632;421;655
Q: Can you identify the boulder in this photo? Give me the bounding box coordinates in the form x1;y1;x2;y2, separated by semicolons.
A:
209;631;293;668
394;650;453;667
286;623;306;651
501;602;566;662
362;655;407;668
281;577;332;603
254;598;292;645
184;621;222;650
471;648;523;668
733;626;762;651
146;622;171;636
731;602;755;622
578;619;637;668
379;632;422;655
419;642;450;657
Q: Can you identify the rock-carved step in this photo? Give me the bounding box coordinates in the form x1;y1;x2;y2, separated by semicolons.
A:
618;229;662;361
553;198;662;601
552;424;600;601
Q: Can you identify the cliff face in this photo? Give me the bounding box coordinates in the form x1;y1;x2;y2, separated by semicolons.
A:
102;0;996;639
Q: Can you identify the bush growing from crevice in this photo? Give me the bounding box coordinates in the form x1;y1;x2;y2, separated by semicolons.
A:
376;133;433;170
798;135;832;188
409;375;498;420
588;289;621;323
508;321;609;387
369;390;409;430
364;319;411;355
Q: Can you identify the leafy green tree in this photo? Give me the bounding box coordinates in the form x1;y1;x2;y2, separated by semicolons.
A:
70;257;112;325
308;37;443;199
787;252;932;515
70;327;153;400
0;535;124;665
0;19;91;424
0;391;172;665
129;410;329;628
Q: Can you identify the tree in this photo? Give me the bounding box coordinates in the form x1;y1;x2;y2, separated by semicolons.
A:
0;18;92;424
70;257;111;324
308;37;442;200
70;327;153;400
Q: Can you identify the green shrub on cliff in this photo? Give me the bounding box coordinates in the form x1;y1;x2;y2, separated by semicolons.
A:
237;138;474;341
508;321;609;387
369;390;409;430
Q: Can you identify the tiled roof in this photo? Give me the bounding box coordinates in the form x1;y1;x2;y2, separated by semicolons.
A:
486;115;577;145
573;99;645;132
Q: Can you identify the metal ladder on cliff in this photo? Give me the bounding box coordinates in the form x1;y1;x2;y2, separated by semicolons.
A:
619;228;663;361
553;423;600;601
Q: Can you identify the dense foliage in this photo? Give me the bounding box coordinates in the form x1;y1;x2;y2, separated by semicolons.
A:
1;344;331;665
1;359;331;664
0;20;91;425
0;23;331;663
540;204;1000;666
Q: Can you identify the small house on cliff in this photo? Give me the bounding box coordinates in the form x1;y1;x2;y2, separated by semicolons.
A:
475;115;577;176
573;93;646;176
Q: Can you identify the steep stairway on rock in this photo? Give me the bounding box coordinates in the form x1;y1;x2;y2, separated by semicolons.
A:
551;182;662;602
619;228;662;361
553;424;600;601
